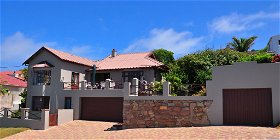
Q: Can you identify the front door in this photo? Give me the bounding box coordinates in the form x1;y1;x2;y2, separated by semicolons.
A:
71;72;79;89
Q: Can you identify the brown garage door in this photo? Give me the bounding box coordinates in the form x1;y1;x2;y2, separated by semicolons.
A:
81;97;123;122
223;88;273;126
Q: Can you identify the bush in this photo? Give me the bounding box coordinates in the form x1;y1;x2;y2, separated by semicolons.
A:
11;110;21;118
152;81;163;94
272;54;280;63
240;53;273;63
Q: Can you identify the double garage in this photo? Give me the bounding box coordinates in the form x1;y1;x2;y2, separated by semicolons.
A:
78;88;273;126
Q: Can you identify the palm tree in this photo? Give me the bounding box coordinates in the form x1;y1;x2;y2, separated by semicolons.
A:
229;36;258;52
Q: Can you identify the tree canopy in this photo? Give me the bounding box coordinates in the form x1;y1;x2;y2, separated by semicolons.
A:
229;36;257;52
157;47;274;96
153;49;175;65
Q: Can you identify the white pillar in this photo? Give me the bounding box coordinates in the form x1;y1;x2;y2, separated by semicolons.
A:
163;81;171;96
131;78;139;96
41;109;49;130
20;108;29;119
81;80;86;90
123;82;131;97
105;79;111;90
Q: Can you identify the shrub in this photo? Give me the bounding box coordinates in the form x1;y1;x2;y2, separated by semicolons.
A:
11;110;21;118
272;54;280;63
240;53;273;63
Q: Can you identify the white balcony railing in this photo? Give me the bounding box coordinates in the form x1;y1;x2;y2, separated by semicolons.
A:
62;79;122;90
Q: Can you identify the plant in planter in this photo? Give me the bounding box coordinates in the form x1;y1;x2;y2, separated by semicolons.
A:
272;54;280;63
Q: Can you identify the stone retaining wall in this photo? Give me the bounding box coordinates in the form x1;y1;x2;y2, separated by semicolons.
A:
123;100;213;129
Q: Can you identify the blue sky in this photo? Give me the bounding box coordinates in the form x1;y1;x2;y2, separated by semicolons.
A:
1;1;279;71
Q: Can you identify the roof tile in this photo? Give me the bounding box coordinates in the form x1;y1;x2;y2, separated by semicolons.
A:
44;47;96;67
96;52;164;70
0;71;27;87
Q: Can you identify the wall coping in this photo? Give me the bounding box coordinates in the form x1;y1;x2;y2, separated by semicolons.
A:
124;95;212;100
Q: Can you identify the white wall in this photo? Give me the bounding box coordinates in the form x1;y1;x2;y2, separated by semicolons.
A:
206;62;280;126
57;109;73;125
0;85;24;110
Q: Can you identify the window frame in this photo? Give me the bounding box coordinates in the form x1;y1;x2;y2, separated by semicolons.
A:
33;69;52;85
32;96;50;111
64;97;72;109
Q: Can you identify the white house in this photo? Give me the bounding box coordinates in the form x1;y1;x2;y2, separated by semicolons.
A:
0;71;27;110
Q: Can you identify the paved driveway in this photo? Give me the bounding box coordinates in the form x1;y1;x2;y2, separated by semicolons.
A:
4;120;280;140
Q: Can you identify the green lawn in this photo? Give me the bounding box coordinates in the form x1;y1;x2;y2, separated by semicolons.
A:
0;128;30;139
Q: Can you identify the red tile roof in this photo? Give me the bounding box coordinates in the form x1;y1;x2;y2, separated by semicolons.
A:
0;71;27;87
24;47;96;67
96;52;164;70
24;47;165;70
44;47;97;67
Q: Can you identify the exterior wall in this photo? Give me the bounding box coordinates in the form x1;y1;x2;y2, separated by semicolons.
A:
123;100;212;129
0;94;13;109
268;35;280;54
0;109;49;130
97;68;156;85
26;50;91;114
57;109;73;125
57;89;124;120
0;85;24;110
206;62;280;126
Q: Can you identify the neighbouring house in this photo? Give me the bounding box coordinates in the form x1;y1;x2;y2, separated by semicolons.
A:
23;47;166;115
0;71;27;110
267;35;280;54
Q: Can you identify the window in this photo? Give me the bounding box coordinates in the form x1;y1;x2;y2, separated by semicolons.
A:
95;73;110;83
64;97;72;109
33;70;51;85
122;71;143;82
278;40;280;45
32;96;50;111
71;72;79;89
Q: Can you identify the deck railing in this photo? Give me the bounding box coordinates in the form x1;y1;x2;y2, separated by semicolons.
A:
62;79;123;90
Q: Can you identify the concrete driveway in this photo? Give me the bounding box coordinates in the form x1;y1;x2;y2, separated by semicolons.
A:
4;120;280;140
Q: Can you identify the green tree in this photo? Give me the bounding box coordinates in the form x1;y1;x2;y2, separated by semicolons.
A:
153;49;175;65
229;36;258;52
0;78;9;95
163;48;252;95
19;68;28;107
20;68;28;81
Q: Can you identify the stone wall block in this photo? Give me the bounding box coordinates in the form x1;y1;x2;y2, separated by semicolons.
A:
123;100;212;129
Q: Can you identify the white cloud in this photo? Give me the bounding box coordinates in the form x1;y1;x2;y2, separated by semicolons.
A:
209;11;279;34
0;32;99;70
0;32;56;69
65;45;104;60
124;28;204;56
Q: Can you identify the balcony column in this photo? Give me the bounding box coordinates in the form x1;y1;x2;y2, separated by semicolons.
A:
105;79;111;90
131;78;139;96
81;80;86;90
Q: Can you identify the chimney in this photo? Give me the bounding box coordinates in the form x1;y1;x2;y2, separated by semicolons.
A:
112;49;117;57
